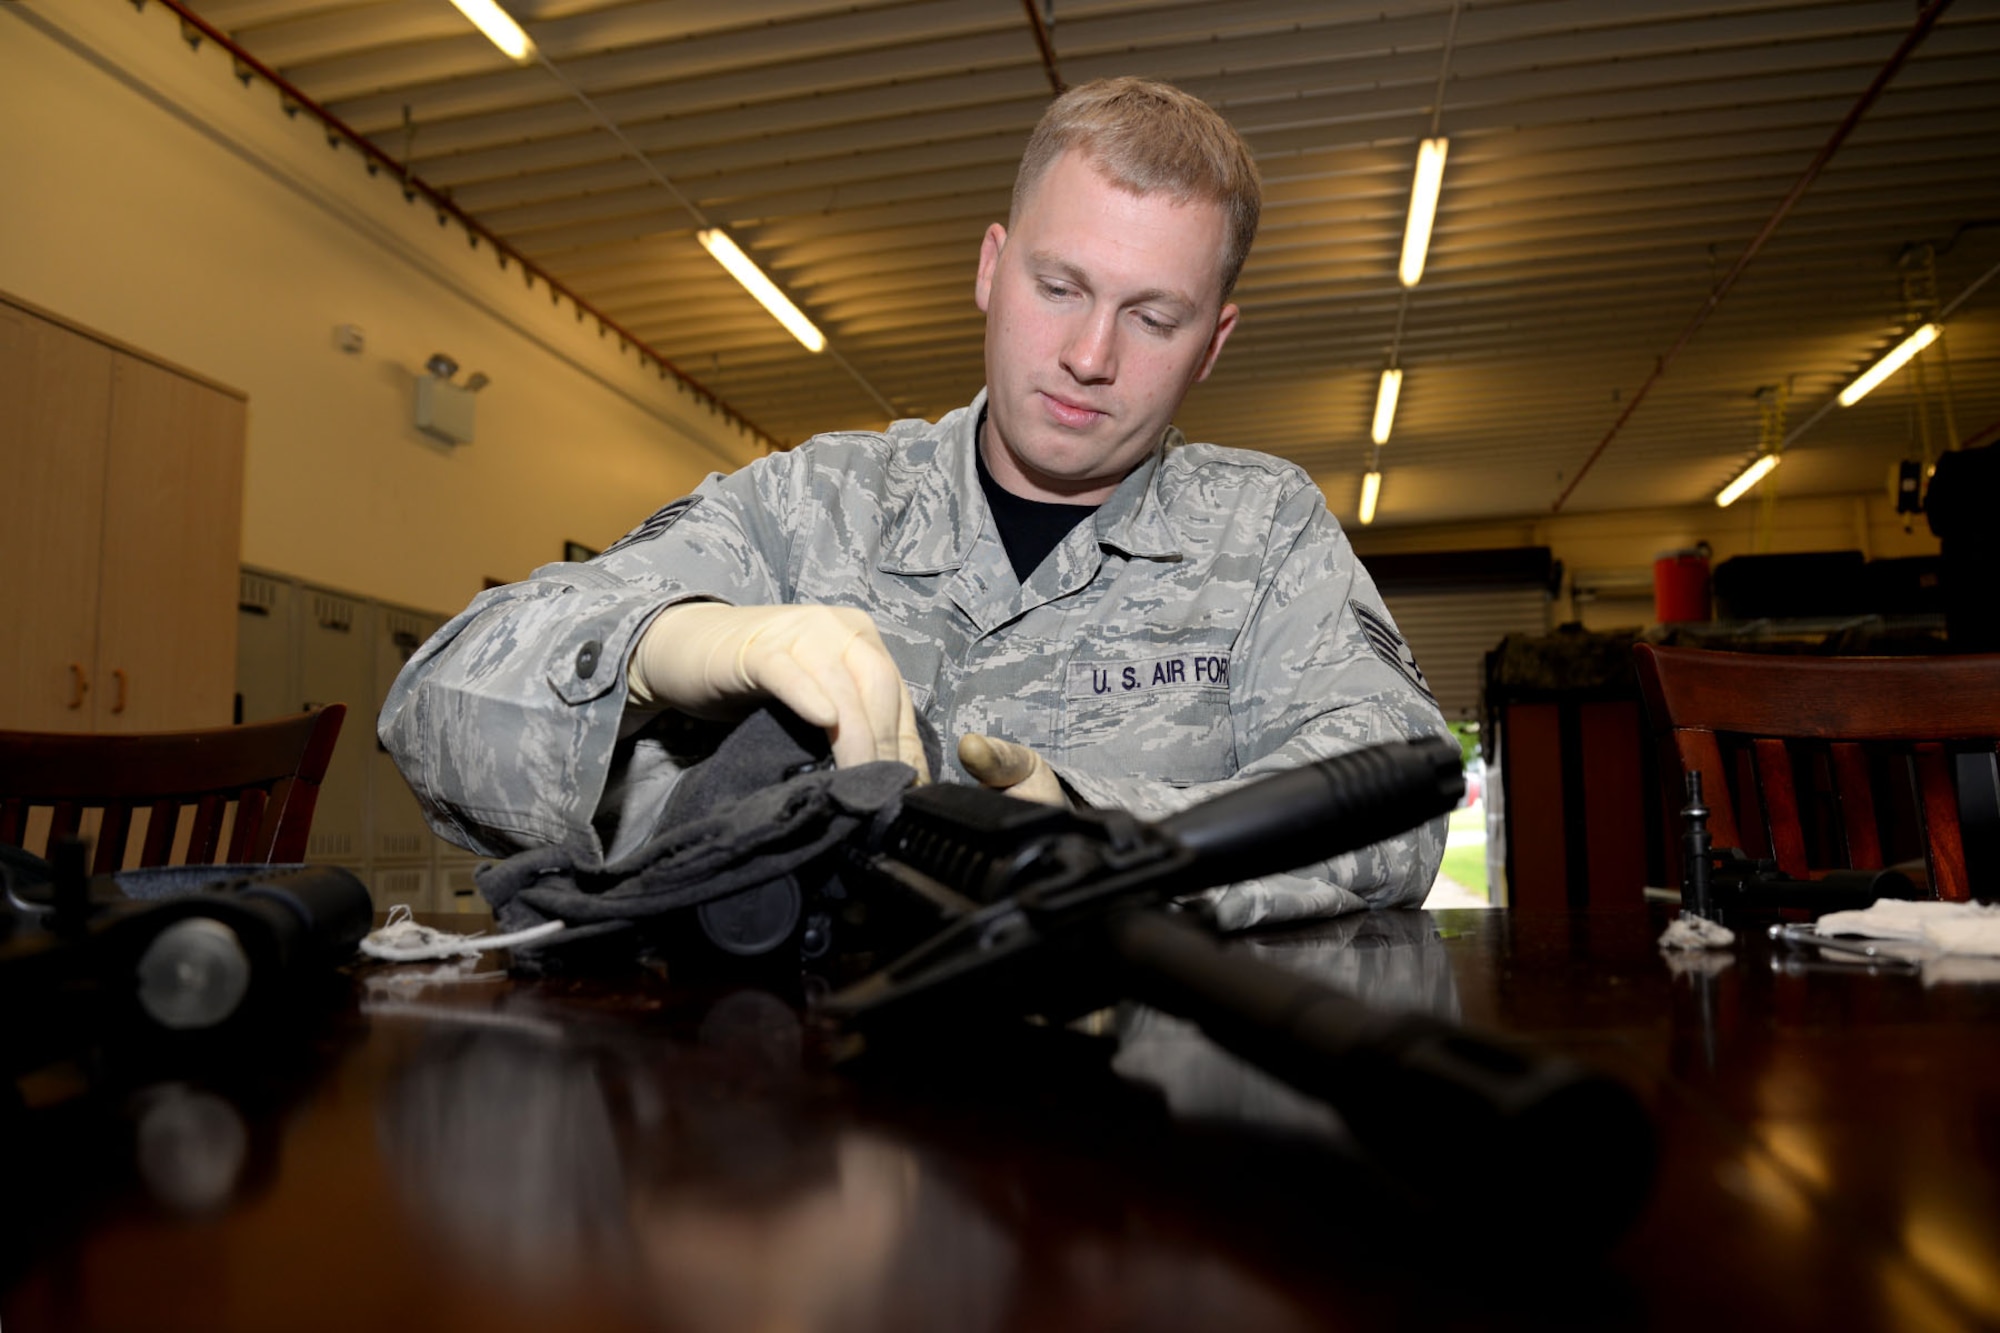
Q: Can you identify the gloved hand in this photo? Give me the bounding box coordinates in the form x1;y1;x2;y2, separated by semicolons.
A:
957;733;1066;806
629;602;929;779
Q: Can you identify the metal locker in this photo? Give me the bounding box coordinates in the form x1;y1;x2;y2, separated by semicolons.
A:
436;856;490;920
235;570;298;725
298;588;371;864
370;604;441;863
370;863;431;916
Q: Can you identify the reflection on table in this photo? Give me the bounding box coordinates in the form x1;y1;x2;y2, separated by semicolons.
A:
6;904;2000;1332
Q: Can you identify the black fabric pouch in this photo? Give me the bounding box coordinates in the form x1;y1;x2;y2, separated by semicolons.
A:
475;707;934;956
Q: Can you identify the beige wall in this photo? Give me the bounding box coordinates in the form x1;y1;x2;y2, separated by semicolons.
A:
1346;491;1941;631
1;3;759;617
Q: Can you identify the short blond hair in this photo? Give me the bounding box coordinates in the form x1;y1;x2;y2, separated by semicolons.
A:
1012;77;1262;299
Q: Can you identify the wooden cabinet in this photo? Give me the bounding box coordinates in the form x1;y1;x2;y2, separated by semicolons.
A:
0;293;244;732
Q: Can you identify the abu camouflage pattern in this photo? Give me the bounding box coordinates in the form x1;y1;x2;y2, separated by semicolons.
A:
378;391;1449;929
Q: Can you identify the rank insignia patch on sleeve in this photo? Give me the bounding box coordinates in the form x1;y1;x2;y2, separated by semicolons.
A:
601;496;702;557
1352;603;1435;702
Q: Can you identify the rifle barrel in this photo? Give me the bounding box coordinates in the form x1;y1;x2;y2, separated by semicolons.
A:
1158;736;1463;889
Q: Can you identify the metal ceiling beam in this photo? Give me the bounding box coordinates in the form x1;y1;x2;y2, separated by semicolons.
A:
1020;0;1064;93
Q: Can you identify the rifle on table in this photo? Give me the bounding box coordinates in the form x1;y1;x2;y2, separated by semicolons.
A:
829;737;1656;1238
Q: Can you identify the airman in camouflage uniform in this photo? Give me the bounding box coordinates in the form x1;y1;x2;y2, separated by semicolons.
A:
378;77;1448;927
378;391;1447;927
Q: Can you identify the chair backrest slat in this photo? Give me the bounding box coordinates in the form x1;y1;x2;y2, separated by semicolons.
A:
261;776;312;862
226;787;268;862
1677;730;1740;850
92;803;134;874
141;799;180;867
1828;742;1882;869
1913;744;1971;902
185;795;225;865
1731;745;1770;860
1752;738;1808;877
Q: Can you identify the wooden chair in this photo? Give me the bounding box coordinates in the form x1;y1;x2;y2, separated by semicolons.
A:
1633;645;2000;902
0;705;346;874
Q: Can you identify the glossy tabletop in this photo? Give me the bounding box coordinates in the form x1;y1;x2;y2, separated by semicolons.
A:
6;906;1999;1332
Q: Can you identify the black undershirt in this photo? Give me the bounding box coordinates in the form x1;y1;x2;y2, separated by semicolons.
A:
975;418;1100;583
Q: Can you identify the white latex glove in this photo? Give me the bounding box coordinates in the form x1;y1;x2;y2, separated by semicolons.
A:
629;603;929;779
957;733;1066;806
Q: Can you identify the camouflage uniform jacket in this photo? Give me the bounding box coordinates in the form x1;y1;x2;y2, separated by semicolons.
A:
379;393;1449;928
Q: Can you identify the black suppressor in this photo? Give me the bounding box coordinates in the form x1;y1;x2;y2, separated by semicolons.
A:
1;863;373;1079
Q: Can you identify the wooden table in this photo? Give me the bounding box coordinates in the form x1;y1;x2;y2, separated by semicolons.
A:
6;906;1999;1331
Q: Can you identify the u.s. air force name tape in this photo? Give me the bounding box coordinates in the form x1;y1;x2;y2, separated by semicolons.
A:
1065;652;1231;699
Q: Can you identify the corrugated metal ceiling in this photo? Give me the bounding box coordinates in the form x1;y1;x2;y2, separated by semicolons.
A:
172;0;2000;526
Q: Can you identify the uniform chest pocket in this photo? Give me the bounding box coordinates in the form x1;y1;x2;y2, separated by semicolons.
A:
1062;652;1236;783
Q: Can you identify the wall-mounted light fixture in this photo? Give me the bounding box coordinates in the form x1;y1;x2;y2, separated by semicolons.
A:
698;228;825;353
448;0;535;61
1837;323;1940;407
1715;452;1780;507
415;352;489;445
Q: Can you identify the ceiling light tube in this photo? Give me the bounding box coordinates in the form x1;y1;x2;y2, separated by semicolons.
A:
1358;469;1383;526
448;0;535;61
1371;368;1403;446
1837;323;1940;407
1715;453;1781;508
1398;138;1449;288
698;229;826;353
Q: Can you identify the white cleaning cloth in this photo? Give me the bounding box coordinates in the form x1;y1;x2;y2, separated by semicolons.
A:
1814;900;2000;957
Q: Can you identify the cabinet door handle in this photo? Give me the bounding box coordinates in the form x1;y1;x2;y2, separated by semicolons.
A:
68;662;89;710
111;668;128;714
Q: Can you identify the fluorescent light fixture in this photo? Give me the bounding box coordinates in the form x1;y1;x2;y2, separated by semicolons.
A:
448;0;534;61
1837;323;1940;407
1398;138;1449;287
1358;469;1383;525
698;228;826;353
1715;453;1781;508
1371;368;1403;446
